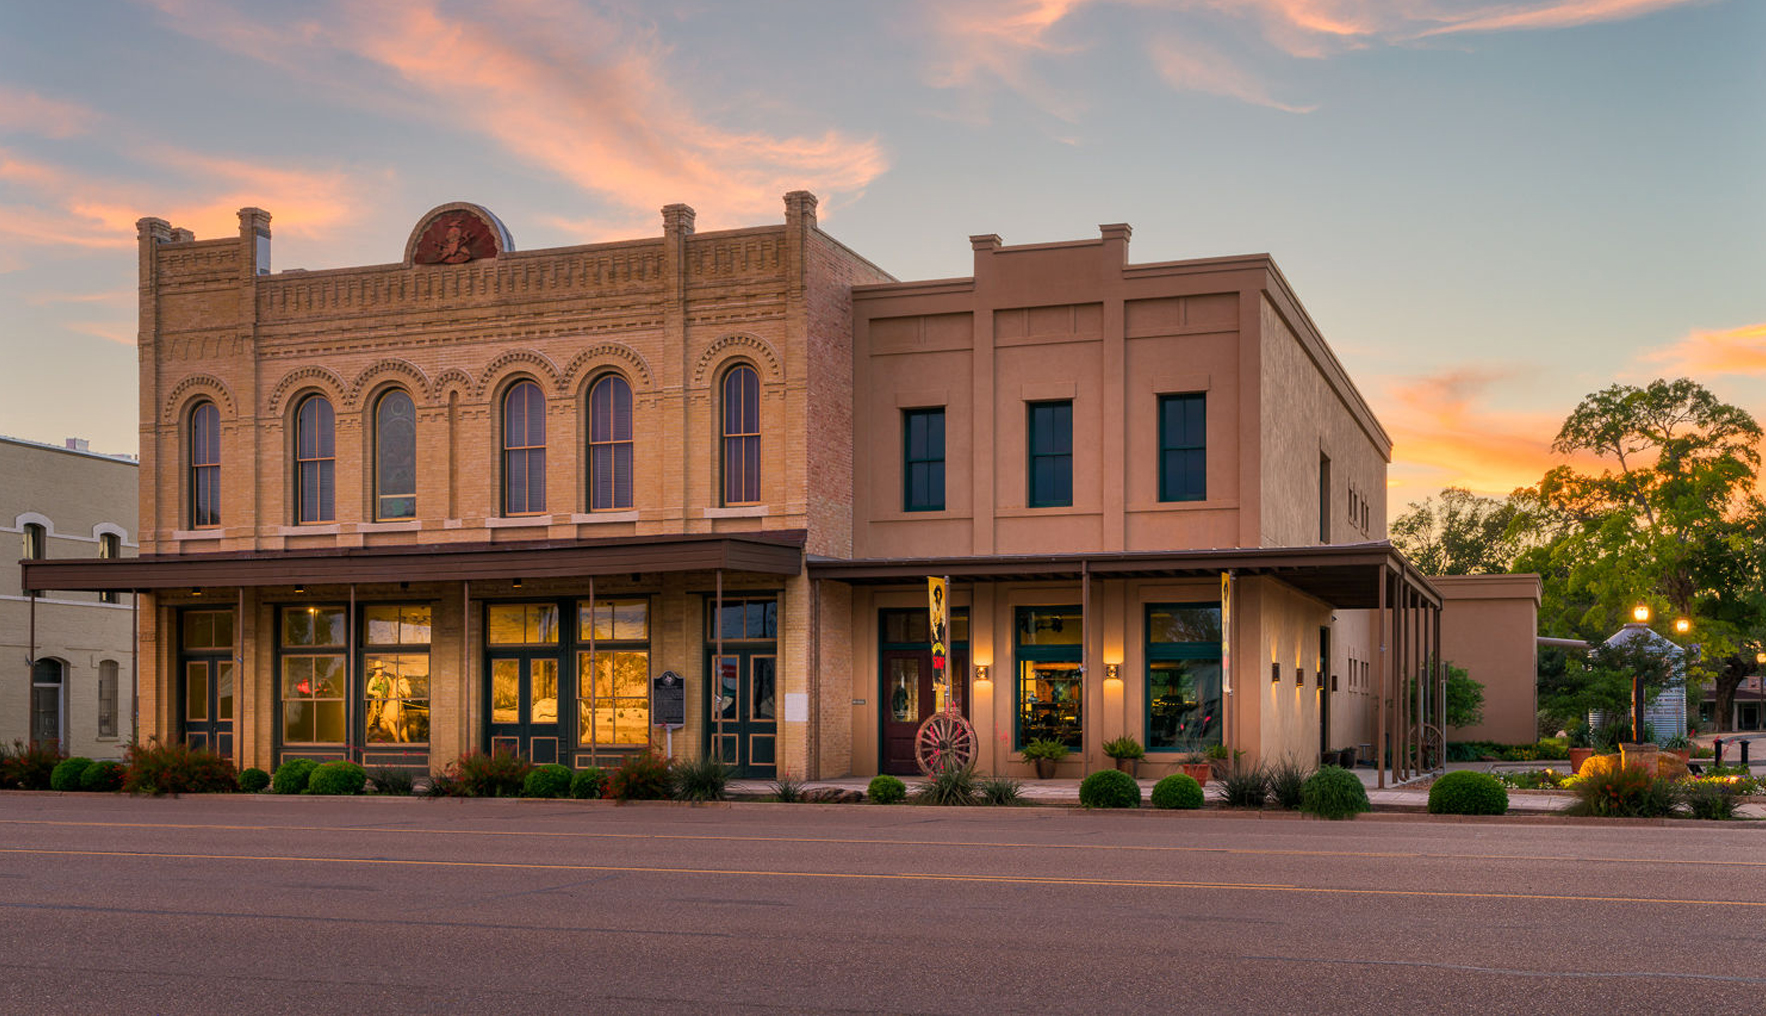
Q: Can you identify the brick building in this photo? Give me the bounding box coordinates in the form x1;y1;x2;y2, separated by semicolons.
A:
4;435;137;758
26;195;1443;782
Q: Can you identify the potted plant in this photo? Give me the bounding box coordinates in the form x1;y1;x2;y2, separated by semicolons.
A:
1179;751;1213;787
1204;742;1235;780
1566;722;1595;776
1021;738;1070;779
1103;736;1145;775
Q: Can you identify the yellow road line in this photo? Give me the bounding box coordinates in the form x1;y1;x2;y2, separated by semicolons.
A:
2;845;1761;908
1;817;1761;870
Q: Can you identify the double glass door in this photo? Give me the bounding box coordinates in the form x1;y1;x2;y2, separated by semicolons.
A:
708;649;777;777
183;655;235;758
487;654;562;764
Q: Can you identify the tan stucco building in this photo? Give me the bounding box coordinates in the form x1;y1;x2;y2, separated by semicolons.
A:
27;196;1445;782
1432;573;1542;745
3;436;137;758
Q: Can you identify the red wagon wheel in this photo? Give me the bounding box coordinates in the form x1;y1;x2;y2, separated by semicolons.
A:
915;710;978;776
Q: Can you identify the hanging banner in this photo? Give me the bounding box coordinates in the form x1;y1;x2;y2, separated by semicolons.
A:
1220;571;1233;694
928;576;949;673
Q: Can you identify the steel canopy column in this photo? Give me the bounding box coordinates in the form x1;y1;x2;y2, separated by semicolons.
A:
1375;565;1387;789
715;568;724;765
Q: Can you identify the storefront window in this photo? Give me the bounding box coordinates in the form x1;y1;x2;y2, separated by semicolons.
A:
281;605;346;744
577;598;650;746
1015;606;1082;749
1145;603;1222;752
713;598;777;640
363;605;431;745
486;603;559;644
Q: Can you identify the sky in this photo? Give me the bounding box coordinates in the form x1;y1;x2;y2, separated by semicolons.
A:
1;0;1761;511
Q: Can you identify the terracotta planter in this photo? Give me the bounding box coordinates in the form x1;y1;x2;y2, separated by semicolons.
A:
1112;757;1139;776
1568;747;1594;775
1033;758;1056;780
1180;762;1212;787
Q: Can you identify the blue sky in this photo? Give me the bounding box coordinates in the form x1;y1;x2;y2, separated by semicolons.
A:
1;0;1760;508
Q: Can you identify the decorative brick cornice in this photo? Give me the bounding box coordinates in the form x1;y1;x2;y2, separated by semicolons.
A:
691;332;784;387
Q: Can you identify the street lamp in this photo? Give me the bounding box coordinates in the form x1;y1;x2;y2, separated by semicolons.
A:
1675;617;1692;635
1633;604;1651;623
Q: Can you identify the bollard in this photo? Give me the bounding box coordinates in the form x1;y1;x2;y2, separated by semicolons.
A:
1714;737;1724;768
1743;740;1752;769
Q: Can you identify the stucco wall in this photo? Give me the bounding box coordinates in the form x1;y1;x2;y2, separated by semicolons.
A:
1434;574;1542;745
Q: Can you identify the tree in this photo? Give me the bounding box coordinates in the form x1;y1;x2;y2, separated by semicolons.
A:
1511;378;1765;729
1390;487;1522;575
1443;661;1485;730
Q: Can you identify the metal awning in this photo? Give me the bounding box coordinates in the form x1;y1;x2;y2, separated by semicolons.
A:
22;529;808;593
807;541;1438;609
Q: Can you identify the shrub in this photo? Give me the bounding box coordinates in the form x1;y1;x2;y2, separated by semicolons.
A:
1217;765;1269;808
1683;781;1739;821
124;741;237;795
272;758;318;795
1300;766;1370;820
1267;756;1311;810
237;767;271;793
569;766;608;800
1565;764;1679;818
913;761;980;806
671;756;733;802
1102;736;1145;761
80;759;126;792
368;768;414;796
867;774;907;804
307;761;367;796
977;776;1024;805
50;757;94;792
1;739;62;790
1078;769;1140;809
1428;771;1508;815
522;763;573;799
609;750;672;801
448;748;532;798
1151;773;1205;810
770;772;807;803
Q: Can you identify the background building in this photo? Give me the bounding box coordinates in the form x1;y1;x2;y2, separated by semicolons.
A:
26;196;1447;781
3;435;137;758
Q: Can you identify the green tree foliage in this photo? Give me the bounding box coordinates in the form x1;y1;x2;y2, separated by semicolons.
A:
1443;662;1485;730
1391;487;1522;575
1510;379;1765;728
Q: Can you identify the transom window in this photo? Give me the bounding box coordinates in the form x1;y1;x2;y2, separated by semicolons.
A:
903;408;945;512
721;365;761;505
588;374;634;510
374;389;417;520
1158;393;1206;502
503;380;547;515
1027;401;1072;508
294;394;335;523
190;401;221;528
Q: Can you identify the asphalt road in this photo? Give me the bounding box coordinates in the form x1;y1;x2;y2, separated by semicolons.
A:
1;794;1763;1014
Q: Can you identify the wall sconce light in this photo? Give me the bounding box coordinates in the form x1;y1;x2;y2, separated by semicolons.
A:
191;588;202;597
294;584;305;594
1271;662;1281;684
1633;604;1650;623
1294;665;1303;685
1316;669;1326;689
1105;663;1120;681
975;664;991;684
512;577;523;589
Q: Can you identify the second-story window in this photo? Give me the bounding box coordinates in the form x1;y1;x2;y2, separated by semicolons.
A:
1158;393;1206;502
98;532;120;603
1027;400;1072;508
503;380;547;515
375;389;417;520
588;374;634;510
21;522;45;596
295;395;335;523
903;408;945;512
721;365;760;505
190;401;221;528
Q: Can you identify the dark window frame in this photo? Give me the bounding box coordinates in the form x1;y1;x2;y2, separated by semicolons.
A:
98;532;120;603
294;394;336;524
1143;601;1224;754
720;365;761;506
1026;400;1073;509
502;379;548;516
189;401;221;529
1157;393;1207;502
902;407;946;512
588;373;635;511
374;388;417;521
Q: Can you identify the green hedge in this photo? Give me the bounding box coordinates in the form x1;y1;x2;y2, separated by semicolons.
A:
238;767;271;793
272;758;318;794
867;774;907;804
50;757;94;792
1078;769;1141;809
523;763;573;799
1299;766;1369;820
1150;773;1204;810
1427;771;1508;815
306;761;367;796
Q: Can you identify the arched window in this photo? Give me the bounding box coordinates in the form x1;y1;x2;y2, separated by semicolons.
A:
99;531;120;603
190;401;221;528
503;380;547;515
588;374;633;510
721;364;760;505
374;389;417;520
294;394;336;523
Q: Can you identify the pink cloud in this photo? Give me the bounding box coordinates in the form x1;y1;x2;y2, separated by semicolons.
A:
65;320;136;346
1414;0;1710;37
1148;34;1317;112
1645;321;1766;377
0;88;100;139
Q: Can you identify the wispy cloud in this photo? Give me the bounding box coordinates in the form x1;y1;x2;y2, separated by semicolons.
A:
141;0;888;232
1645;321;1766;377
1148;34;1316;113
23;288;134;307
1413;0;1711;38
64;320;136;346
0;87;101;139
